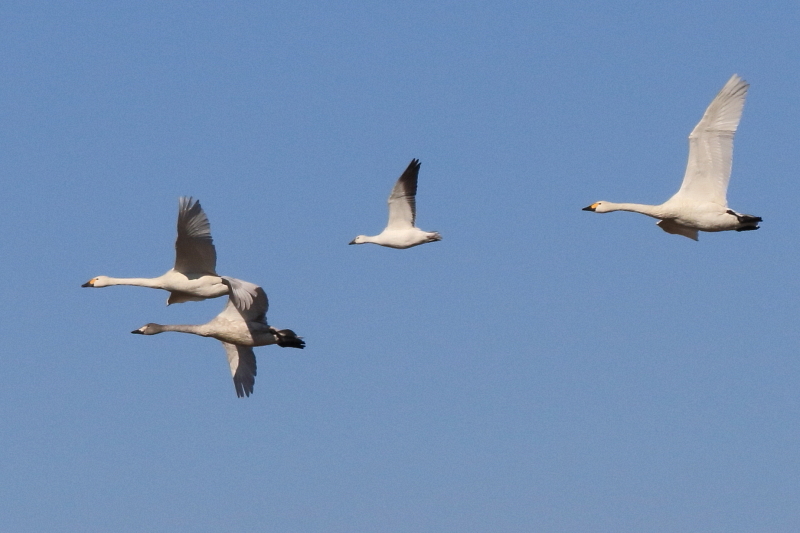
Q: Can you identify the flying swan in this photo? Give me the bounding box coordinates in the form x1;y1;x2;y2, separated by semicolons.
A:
82;197;252;309
349;159;442;249
131;277;305;398
583;74;761;240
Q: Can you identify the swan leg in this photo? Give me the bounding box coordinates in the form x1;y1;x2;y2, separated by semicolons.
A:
269;327;306;349
726;209;761;231
726;209;762;224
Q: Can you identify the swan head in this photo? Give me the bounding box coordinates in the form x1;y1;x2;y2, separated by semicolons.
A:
349;235;368;245
82;276;110;288
131;323;162;335
582;201;612;213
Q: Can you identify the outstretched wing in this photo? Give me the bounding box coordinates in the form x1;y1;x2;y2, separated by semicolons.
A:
221;342;257;398
386;159;420;230
672;75;748;206
221;277;268;321
174;197;218;276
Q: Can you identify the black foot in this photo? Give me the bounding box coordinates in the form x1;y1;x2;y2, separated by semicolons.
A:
272;327;306;349
727;209;762;224
735;225;760;232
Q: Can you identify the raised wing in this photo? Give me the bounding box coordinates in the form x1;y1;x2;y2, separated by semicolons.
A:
386;159;420;230
672;75;748;206
221;342;257;397
174;197;218;276
221;277;268;321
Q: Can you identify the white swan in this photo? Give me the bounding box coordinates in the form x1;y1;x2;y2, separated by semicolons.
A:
349;159;442;249
82;197;252;308
131;277;305;398
583;74;761;240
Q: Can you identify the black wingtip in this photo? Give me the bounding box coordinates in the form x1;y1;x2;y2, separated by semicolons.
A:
234;380;254;398
404;158;421;174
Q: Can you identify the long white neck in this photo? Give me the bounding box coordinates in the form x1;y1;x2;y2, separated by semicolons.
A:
149;323;211;336
602;202;666;219
103;276;164;289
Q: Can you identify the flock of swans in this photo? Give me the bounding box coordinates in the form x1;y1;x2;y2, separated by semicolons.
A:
83;197;306;397
82;74;759;397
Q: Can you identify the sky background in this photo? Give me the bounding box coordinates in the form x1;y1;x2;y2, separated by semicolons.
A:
1;1;800;531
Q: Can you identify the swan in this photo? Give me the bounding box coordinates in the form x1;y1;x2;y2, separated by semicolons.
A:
131;277;305;398
583;74;761;240
82;197;252;309
349;159;442;249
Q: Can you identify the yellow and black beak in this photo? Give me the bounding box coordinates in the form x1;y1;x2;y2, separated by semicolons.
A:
81;279;95;287
582;203;598;212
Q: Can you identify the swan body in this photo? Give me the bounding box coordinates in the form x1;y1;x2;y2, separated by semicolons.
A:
350;159;442;249
132;277;304;398
583;75;761;240
83;197;242;307
84;272;227;302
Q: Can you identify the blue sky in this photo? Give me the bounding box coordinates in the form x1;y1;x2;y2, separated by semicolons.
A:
2;1;800;531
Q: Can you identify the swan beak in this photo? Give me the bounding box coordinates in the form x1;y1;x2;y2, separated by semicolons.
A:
131;329;144;335
348;239;357;245
582;204;597;212
82;279;95;287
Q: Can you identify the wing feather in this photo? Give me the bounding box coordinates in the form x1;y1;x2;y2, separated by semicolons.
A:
221;342;257;398
221;277;268;321
174;197;218;276
386;159;420;230
673;75;748;206
657;219;699;241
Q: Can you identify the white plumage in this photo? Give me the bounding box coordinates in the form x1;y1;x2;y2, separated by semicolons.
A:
583;75;761;240
350;159;442;249
83;197;250;309
132;277;305;398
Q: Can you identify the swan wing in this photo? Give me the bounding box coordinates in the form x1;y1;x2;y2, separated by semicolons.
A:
174;197;218;276
673;75;748;206
221;277;268;320
221;342;257;398
657;219;699;241
386;159;420;230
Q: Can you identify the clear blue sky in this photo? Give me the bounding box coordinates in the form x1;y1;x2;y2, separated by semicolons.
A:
2;1;799;531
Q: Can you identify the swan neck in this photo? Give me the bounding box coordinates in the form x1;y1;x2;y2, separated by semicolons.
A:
606;202;665;218
153;324;206;335
104;277;163;288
